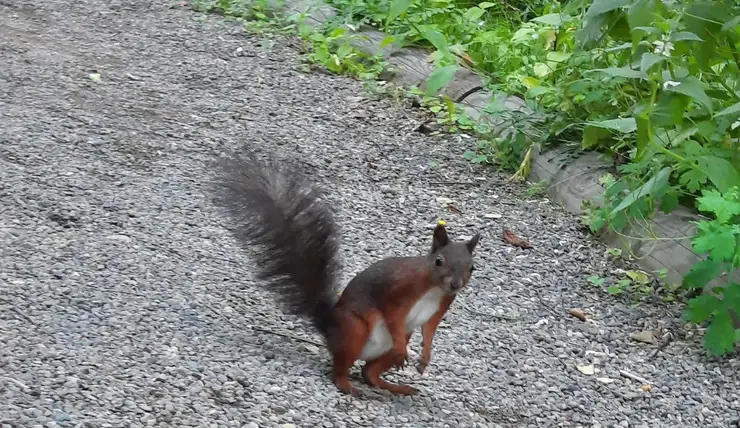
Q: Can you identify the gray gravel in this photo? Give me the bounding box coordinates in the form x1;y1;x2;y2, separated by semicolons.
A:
2;1;740;427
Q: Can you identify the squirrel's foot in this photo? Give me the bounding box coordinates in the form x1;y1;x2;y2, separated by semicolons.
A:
336;384;361;397
416;361;427;375
390;350;407;370
333;374;360;397
393;384;419;396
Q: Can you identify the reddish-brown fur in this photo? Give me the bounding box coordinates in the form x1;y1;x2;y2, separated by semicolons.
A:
215;152;479;398
327;256;471;396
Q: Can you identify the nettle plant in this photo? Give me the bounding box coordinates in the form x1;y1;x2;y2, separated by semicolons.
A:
525;0;740;355
683;186;740;355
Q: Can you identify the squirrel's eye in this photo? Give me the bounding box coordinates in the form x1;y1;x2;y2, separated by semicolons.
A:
435;256;444;266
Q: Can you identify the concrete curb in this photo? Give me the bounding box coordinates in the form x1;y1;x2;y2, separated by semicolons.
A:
275;0;730;289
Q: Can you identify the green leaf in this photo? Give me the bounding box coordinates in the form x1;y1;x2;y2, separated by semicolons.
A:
581;126;612;149
610;166;671;215
527;86;553;98
607;285;624;294
679;169;708;193
635;113;652;161
721;15;740;33
715;101;740;120
660;190;679;213
587;275;606;286
651;93;690;127
669;31;704;42
632;26;662;37
387;0;414;23
585;0;631;18
587;118;637;133
533;63;551;77
693;223;738;262
546;51;571;63
683;2;730;71
417;25;450;55
696;156;740;194
639;52;665;73
478;2;497;9
724;284;740;311
532;13;571;27
380;36;396;48
590;67;647;79
463;6;485;22
664;77;713;113
626;270;650;284
685;293;720;323
705;310;736;356
627;0;662;30
696;189;740;224
683;258;724;289
425;64;458;96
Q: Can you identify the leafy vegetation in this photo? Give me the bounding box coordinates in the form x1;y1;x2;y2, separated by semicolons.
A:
187;0;740;355
321;0;740;356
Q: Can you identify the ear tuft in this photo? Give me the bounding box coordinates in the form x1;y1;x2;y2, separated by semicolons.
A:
431;224;450;253
466;232;480;254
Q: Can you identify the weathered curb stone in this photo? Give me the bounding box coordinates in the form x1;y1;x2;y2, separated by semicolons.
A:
273;0;730;290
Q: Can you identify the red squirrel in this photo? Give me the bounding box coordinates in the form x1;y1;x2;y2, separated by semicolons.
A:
214;151;480;397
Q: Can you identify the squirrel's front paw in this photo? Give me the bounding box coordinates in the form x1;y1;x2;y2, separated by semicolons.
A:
390;350;407;369
416;355;430;374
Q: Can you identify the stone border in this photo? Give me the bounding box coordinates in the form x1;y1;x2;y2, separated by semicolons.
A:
273;0;731;289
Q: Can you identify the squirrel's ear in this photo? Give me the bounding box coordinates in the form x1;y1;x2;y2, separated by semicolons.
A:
466;232;480;254
431;224;450;253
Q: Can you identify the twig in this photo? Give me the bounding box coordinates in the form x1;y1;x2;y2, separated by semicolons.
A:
456;297;520;321
1;376;31;391
0;298;39;326
429;181;480;186
531;286;563;319
649;331;674;360
619;369;652;385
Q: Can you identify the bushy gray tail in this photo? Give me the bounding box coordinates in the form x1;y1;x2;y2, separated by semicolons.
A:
213;151;341;340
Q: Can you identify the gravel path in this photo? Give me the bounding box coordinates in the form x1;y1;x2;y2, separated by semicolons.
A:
2;1;739;427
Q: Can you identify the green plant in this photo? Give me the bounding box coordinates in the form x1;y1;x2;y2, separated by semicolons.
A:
681;186;740;355
523;180;549;198
587;274;606;287
463;132;530;170
300;25;388;79
190;0;293;33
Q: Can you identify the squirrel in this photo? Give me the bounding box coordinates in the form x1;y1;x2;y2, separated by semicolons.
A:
213;151;481;397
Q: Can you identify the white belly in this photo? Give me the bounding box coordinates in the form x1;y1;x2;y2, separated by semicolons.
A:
358;288;444;361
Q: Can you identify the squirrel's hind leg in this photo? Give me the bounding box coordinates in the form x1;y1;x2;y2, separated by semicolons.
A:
361;353;419;396
328;308;370;397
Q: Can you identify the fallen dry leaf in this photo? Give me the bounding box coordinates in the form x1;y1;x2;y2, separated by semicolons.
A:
576;364;595;375
436;197;455;206
641;384;652;392
568;308;587;322
630;330;656;344
503;228;532;249
596;377;615;384
415;122;436;134
626;269;650;284
447;204;461;214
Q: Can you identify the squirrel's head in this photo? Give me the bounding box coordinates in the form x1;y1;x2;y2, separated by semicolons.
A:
427;223;480;296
